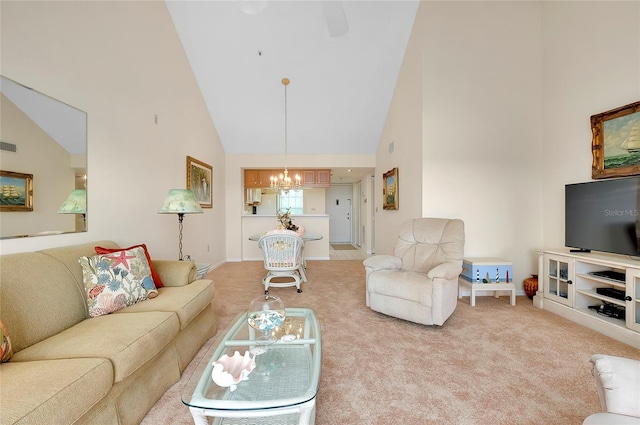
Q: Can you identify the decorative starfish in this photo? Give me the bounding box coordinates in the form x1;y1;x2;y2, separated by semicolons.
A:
106;251;136;270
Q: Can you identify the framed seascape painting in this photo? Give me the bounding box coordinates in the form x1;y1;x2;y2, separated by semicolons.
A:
186;156;213;208
0;170;33;211
383;167;398;210
591;100;640;179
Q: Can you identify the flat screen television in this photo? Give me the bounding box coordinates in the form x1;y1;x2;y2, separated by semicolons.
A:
565;176;640;256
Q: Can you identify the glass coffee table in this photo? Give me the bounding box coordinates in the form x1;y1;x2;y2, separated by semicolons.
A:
182;308;322;425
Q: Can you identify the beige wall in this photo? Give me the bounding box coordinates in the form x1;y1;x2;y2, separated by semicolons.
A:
374;0;425;255
0;1;227;266
541;1;640;249
376;1;639;292
1;94;76;237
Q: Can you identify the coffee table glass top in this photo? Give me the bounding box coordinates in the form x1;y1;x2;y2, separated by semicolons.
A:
182;308;321;412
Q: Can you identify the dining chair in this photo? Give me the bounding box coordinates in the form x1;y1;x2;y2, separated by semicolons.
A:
258;232;305;293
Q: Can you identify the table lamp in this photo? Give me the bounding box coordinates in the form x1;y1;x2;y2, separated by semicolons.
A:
158;189;203;260
58;189;87;231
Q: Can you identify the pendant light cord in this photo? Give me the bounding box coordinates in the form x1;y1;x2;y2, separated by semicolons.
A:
283;77;289;171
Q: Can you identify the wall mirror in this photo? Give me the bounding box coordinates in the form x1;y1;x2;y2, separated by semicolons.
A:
0;75;87;239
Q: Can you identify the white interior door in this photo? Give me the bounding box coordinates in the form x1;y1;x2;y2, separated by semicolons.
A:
326;185;351;243
353;181;361;247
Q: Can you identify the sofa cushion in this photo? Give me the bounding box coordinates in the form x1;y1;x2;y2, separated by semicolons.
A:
79;247;158;317
0;357;113;425
0;320;13;362
38;240;120;297
0;252;88;353
10;311;179;383
95;244;164;288
114;280;214;329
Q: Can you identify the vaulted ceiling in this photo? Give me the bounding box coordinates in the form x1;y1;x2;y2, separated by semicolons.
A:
166;0;419;160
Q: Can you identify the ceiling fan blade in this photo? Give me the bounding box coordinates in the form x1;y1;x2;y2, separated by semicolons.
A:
238;0;269;15
322;1;349;38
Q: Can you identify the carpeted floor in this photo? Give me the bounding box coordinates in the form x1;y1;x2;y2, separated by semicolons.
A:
141;260;640;425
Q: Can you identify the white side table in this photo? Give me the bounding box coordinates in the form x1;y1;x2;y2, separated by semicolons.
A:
458;276;516;307
196;263;211;279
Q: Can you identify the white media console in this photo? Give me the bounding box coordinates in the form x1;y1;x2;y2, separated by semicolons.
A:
535;249;640;349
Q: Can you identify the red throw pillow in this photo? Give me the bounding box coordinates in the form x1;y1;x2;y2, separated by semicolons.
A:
95;244;164;288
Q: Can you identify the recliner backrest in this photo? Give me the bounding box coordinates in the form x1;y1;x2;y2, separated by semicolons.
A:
393;218;464;274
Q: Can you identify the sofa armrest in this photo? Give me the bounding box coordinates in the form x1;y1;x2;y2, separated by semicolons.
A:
427;262;463;281
363;255;401;272
590;354;640;418
152;260;197;287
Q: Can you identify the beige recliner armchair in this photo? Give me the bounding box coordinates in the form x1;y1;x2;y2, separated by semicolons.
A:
363;218;465;326
583;354;640;425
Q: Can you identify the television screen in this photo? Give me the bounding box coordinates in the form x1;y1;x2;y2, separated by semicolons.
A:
565;177;640;256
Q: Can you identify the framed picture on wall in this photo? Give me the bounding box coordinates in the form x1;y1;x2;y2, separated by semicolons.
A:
383;167;398;210
186;156;212;208
591;100;640;179
0;170;33;211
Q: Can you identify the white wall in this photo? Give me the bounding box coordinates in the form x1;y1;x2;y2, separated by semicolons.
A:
541;1;640;249
0;1;227;267
374;0;425;254
377;1;640;293
420;1;544;289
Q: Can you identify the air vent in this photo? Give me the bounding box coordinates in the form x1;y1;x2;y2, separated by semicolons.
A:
0;142;17;152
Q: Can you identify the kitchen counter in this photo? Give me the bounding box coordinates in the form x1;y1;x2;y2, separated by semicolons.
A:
242;214;329;218
241;215;330;261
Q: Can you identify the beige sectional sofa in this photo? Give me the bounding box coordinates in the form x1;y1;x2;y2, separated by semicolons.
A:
0;240;217;425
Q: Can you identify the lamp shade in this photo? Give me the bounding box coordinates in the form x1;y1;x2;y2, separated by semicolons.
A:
58;189;86;214
158;189;203;214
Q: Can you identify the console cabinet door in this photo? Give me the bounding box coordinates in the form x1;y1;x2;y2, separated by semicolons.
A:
627;268;640;332
544;254;574;307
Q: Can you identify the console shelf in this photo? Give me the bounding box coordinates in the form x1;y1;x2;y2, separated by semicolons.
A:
537;249;640;349
574;289;626;307
575;273;626;289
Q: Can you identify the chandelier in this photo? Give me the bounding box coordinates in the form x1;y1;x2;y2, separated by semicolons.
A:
270;77;301;193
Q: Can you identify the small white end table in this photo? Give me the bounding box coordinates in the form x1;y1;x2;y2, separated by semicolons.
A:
458;276;516;307
196;263;211;280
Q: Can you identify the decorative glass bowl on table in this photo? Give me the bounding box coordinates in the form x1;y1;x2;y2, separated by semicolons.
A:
247;294;286;355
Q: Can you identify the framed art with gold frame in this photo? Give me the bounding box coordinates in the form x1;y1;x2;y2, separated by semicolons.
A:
0;170;33;211
591;100;640;179
383;167;398;210
186;156;213;208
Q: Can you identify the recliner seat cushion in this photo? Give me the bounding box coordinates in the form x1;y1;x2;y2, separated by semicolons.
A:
367;270;433;307
11;311;179;383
